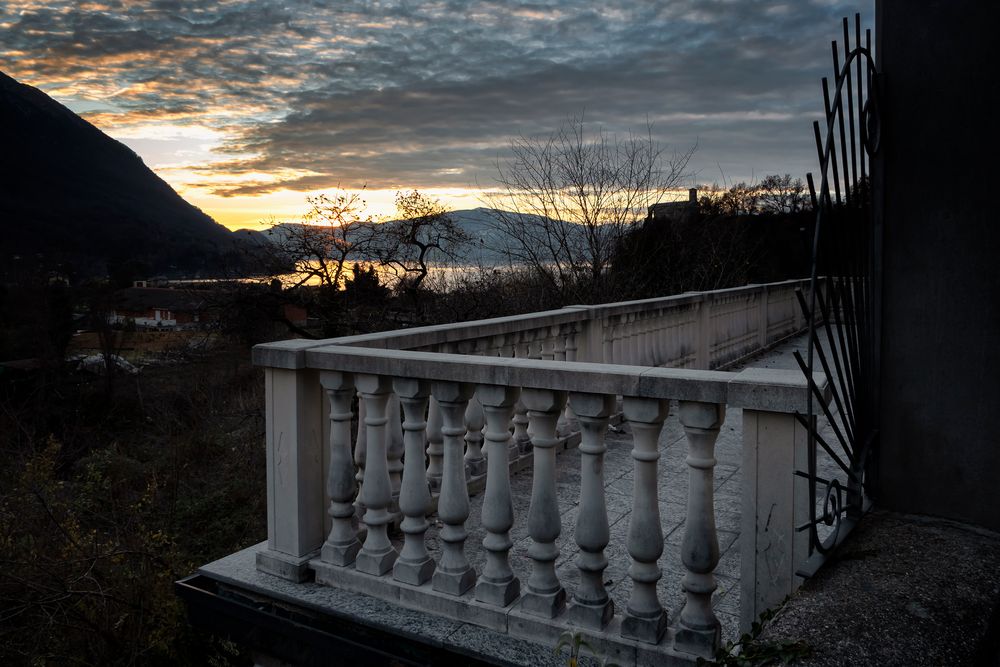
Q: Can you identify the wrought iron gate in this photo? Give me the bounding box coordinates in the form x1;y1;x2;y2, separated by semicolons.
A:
794;13;881;563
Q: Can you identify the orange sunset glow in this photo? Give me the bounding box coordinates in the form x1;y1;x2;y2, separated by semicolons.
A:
2;1;870;230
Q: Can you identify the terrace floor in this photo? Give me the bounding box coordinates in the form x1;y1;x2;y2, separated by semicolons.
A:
197;331;840;666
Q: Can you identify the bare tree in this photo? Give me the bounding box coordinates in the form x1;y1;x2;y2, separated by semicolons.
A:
484;115;695;303
265;189;375;290
716;181;759;217
756;173;807;215
698;174;808;216
249;189;383;337
370;190;471;304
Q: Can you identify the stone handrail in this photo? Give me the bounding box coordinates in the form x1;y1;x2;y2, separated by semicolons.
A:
252;278;808;371
251;279;824;663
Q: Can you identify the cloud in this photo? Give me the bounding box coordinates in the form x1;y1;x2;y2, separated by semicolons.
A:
0;0;875;196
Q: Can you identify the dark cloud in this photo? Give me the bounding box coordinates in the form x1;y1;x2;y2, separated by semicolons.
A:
0;0;874;194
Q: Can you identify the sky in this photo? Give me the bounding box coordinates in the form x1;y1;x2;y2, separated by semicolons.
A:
0;0;873;231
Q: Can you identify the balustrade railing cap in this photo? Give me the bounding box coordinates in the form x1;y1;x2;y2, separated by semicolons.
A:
251;279;814;372
251;338;322;369
252;307;588;368
302;345;737;403
726;367;829;414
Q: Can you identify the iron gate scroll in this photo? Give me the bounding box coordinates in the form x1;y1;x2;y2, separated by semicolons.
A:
794;13;881;564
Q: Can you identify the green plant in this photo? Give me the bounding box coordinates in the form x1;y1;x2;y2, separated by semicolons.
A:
554;630;619;667
697;603;811;666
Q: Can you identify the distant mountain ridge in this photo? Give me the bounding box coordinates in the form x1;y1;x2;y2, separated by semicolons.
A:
0;69;240;276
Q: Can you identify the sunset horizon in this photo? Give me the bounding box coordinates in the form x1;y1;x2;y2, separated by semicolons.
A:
1;1;872;232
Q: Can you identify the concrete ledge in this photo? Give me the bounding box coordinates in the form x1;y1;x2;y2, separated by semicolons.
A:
753;510;1000;666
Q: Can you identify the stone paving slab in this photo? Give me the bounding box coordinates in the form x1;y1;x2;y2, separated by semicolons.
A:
755;510;1000;666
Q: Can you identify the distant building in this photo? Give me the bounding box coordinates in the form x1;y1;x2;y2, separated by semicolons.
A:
111;285;308;331
110;287;210;329
646;188;699;224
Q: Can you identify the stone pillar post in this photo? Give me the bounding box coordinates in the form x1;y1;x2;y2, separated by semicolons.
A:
257;367;325;582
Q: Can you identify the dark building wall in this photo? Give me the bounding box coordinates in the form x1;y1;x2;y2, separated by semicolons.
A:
876;1;1000;530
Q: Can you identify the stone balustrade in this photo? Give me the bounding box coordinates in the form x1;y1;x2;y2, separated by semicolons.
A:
251;280;825;663
253;279;809;372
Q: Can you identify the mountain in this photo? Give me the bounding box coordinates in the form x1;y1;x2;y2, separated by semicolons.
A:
0;69;240;276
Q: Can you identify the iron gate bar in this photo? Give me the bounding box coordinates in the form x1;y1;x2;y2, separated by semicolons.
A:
796;12;880;559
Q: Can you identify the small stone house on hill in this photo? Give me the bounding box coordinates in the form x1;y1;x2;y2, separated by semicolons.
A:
110;287;211;329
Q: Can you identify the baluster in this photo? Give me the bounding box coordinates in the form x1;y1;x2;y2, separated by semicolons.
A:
513;330;526;358
511;399;530;458
614;315;626;364
648;312;659;366
602;317;614;364
663;312;671;364
629;313;642;366
426;396;444;492
622;313;635;366
621;396;669;643
500;333;516;358
387;393;404;509
354;391;367;521
565;324;579;362
618;315;632;365
540;329;555;361
431;381;477;595
475;384;521;606
392;378;435;585
490;334;505;357
553;325;566;361
354;374;398;576
637;314;648;365
613;316;625;364
659;313;669;366
529;331;543;360
520;388;567;618
675;401;725;657
545;324;572;433
566;392;616;629
648;314;658;365
464;396;487;478
512;334;531;455
319;371;361;566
